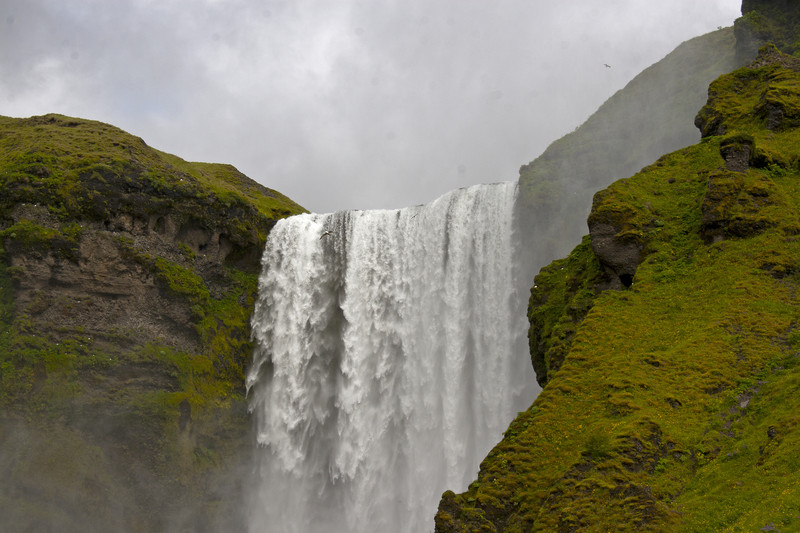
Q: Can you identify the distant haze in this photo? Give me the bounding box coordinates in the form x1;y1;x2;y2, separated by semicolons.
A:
1;0;741;213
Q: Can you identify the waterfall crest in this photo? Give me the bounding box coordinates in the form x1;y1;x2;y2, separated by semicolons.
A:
247;182;537;533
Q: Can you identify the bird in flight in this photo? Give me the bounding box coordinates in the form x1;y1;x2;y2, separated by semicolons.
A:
604;63;612;69
320;230;332;239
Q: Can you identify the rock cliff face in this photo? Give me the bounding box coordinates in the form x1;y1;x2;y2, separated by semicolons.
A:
437;6;800;531
0;114;305;533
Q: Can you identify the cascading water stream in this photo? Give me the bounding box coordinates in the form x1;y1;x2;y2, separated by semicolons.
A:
246;181;539;533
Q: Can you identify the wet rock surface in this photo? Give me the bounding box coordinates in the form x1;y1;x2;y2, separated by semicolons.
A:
588;220;642;290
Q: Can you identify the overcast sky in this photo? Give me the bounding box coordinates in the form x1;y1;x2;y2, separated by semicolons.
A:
1;0;741;213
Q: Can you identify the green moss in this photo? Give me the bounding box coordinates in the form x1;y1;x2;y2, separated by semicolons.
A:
584;433;613;461
528;236;604;385
0;220;80;262
197;270;258;386
720;133;756;148
675;351;800;532
697;46;800;138
177;242;196;260
153;257;210;307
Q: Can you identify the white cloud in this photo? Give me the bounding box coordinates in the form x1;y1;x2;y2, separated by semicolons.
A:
0;0;742;212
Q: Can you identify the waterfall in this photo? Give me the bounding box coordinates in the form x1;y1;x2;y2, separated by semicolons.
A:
246;181;538;533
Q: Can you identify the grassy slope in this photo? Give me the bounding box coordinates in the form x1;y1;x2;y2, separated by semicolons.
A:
0;114;306;532
0;113;303;237
436;48;800;533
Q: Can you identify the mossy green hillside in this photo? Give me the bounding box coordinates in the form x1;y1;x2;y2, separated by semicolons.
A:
0;114;305;532
436;49;800;532
0;114;305;256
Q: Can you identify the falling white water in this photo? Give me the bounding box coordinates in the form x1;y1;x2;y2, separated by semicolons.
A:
246;181;538;533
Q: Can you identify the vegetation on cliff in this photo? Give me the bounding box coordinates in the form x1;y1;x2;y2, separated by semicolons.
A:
735;0;800;60
0;114;305;532
437;44;800;533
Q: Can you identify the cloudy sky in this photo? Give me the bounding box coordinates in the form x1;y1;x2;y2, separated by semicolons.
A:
2;0;741;213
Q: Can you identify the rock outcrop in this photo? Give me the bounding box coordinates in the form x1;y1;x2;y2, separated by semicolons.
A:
586;193;647;291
